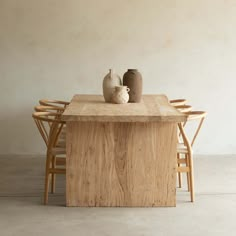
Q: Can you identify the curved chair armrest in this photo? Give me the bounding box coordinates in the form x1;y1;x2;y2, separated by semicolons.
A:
170;99;187;106
175;105;192;113
39;99;70;107
34;105;65;112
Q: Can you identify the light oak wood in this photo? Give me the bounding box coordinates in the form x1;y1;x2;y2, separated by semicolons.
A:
66;121;177;207
34;105;66;146
177;111;207;202
175;105;192;113
34;105;65;113
39;99;70;108
169;99;187;107
62;94;186;207
174;104;192;188
32;111;66;204
33;101;68;203
62;95;186;123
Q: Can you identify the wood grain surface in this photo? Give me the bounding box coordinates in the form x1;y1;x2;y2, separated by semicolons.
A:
66;121;177;207
62;95;186;123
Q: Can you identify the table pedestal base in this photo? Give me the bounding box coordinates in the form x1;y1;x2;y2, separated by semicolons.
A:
66;122;177;207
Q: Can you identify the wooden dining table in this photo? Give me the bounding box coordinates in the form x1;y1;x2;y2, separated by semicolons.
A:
62;94;186;207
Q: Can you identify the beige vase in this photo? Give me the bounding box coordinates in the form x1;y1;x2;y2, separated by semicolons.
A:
112;86;130;104
103;69;122;102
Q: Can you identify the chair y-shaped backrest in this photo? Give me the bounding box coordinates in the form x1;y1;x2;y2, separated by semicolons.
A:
32;111;65;148
175;105;192;140
34;106;65;144
180;111;207;147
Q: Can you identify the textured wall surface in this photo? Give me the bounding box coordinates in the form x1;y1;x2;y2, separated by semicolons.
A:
0;0;236;155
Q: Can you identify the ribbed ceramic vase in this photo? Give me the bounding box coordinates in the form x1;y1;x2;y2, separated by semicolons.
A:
112;86;130;104
103;69;122;103
123;69;143;103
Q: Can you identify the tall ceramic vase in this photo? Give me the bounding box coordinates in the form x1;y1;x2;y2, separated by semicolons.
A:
123;69;143;103
103;69;122;102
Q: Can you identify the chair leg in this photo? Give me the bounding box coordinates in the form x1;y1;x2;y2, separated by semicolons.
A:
178;172;182;188
187;172;190;192
188;153;194;202
185;153;191;192
44;154;51;205
51;155;56;193
177;154;182;188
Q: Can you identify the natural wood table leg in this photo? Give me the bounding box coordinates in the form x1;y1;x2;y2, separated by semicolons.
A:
66;121;177;207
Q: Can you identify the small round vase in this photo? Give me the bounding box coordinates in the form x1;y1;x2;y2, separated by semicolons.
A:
123;69;143;103
103;69;122;103
112;86;130;104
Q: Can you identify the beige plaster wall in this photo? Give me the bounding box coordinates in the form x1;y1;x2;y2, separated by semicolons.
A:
0;0;236;155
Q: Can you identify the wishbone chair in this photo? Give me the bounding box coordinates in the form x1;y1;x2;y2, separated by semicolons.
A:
177;111;207;202
32;111;66;204
174;104;192;188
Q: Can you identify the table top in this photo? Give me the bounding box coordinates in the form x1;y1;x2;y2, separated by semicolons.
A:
62;94;186;122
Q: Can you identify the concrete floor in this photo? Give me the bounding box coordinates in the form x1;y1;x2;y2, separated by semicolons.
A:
0;155;236;236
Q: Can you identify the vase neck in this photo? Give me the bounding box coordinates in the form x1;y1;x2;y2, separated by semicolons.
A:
109;69;113;78
128;69;138;72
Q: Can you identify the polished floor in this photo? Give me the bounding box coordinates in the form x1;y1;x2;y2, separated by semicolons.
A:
0;155;236;236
